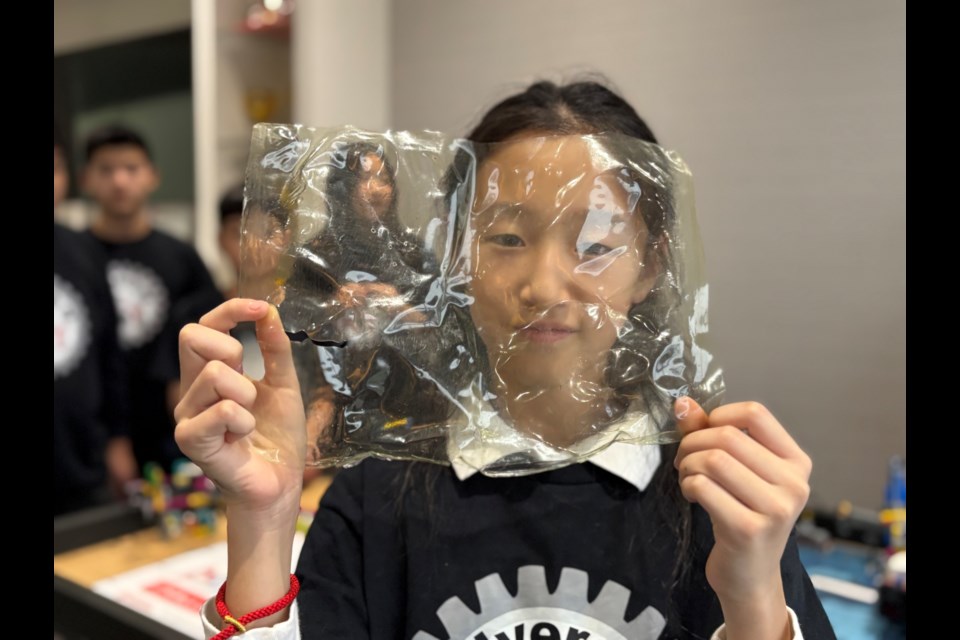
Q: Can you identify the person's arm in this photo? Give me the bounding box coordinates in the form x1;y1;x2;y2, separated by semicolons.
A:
709;609;803;640
705;534;819;639
674;399;834;640
757;527;834;639
176;300;306;631
201;598;301;639
196;463;372;639
708;528;834;639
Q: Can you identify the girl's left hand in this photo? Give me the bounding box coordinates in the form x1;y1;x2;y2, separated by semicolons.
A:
674;398;812;612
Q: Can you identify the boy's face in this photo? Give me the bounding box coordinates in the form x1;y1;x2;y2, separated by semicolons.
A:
54;146;68;209
468;135;657;393
219;212;243;271
83;144;158;217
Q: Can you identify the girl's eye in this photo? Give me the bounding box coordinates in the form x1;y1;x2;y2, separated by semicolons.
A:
488;234;525;248
577;242;615;257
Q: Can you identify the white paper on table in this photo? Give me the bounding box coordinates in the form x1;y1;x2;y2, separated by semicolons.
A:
92;533;306;639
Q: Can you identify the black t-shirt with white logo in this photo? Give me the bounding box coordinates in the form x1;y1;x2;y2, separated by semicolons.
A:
296;459;835;639
54;223;127;515
87;229;222;470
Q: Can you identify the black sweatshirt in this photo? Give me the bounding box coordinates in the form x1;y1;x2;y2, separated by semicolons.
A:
283;457;836;639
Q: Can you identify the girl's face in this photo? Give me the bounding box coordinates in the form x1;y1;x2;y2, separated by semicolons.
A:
241;207;288;280
352;152;395;222
469;136;658;395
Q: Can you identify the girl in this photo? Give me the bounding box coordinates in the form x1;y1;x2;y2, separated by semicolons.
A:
278;138;450;459
176;81;834;639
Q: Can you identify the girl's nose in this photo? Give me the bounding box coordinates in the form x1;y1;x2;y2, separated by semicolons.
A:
518;244;574;311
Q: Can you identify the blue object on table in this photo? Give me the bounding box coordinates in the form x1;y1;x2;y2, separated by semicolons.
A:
799;542;906;639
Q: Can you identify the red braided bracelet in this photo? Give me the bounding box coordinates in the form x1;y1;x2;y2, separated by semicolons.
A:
213;574;300;639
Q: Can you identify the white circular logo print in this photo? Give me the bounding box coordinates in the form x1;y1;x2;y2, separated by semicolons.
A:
107;260;169;349
54;274;91;379
413;566;666;640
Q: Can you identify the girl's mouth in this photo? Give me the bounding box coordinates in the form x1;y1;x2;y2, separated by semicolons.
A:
518;323;577;344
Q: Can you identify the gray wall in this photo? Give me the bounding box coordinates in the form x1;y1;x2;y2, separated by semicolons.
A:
393;1;906;509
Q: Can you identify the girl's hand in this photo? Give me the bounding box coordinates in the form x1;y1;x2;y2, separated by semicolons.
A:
174;299;306;516
674;397;812;638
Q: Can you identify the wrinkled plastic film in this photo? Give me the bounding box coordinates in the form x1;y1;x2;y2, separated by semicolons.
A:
239;125;724;475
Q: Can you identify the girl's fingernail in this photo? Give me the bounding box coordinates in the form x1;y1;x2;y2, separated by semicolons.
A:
673;454;679;469
249;300;267;312
674;397;690;420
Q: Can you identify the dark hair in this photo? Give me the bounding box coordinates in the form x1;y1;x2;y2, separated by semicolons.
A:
467;80;659;144
247;194;290;227
85;125;152;162
219;184;245;223
435;79;695;596
328;141;400;215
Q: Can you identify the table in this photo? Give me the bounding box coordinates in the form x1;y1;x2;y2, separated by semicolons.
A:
54;474;332;639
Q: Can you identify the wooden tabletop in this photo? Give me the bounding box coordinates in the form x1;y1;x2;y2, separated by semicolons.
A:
54;473;334;588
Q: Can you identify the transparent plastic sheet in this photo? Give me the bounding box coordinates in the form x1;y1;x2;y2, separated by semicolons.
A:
239;125;724;476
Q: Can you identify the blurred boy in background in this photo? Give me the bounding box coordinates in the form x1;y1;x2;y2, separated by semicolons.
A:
83;125;222;472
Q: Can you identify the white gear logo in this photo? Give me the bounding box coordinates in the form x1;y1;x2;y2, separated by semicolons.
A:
54;274;91;380
413;565;666;640
107;260;169;349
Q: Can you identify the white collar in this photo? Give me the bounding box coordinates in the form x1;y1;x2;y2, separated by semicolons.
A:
447;408;663;492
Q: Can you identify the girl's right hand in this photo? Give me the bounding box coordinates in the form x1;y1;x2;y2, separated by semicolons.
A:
175;299;306;515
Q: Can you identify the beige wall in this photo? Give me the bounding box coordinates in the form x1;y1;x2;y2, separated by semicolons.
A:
392;1;906;509
54;0;191;54
292;0;391;129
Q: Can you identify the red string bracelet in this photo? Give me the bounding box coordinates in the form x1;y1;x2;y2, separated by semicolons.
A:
213;574;300;639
